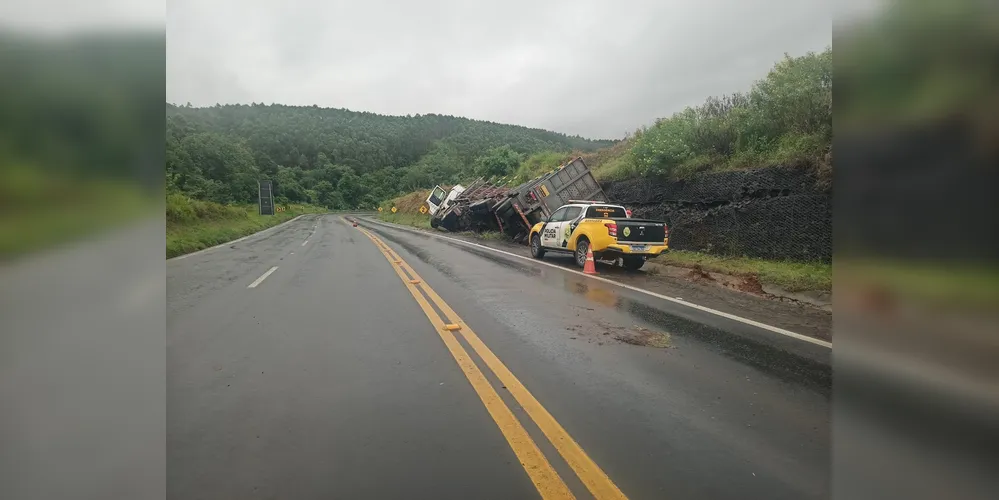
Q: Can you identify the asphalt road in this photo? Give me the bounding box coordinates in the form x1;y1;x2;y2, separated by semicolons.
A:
167;213;831;499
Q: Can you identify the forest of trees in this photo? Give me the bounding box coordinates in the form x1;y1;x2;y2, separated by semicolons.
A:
166;104;614;209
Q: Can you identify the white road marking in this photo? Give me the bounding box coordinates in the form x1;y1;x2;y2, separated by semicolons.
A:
302;240;309;246
363;217;832;349
247;266;279;288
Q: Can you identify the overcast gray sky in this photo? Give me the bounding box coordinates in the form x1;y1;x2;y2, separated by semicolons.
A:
163;0;831;139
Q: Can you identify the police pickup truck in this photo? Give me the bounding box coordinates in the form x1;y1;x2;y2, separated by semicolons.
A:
528;201;669;270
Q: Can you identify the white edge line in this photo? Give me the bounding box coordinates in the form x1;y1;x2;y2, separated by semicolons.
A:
302;240;309;246
362;217;832;349
168;214;309;261
247;266;279;288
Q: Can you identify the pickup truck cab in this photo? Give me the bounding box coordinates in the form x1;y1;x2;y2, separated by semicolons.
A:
528;201;669;270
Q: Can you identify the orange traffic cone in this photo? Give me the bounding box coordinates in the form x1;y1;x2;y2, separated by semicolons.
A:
583;248;598;275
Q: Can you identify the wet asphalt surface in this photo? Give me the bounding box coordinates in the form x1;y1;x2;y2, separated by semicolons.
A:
167;213;831;499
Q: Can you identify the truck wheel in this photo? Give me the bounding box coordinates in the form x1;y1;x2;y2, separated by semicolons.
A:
430;217;439;229
574;238;590;268
623;256;645;270
530;234;545;259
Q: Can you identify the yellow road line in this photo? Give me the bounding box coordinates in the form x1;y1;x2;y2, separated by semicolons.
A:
354;225;575;500
353;223;629;500
394;250;629;500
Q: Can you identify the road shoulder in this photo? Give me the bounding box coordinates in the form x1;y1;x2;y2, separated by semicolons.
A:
364;217;832;342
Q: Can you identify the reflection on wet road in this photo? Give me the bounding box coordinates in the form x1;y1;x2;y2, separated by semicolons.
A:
361;218;831;499
168;214;831;500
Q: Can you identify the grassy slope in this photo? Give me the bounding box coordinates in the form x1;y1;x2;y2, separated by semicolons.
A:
376;190;434;229
166;194;326;258
656;250;831;293
0;166;155;258
508;140;634;185
582;140;636;181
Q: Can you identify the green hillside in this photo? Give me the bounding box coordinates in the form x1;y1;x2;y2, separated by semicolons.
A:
166;104;614;209
494;47;832;186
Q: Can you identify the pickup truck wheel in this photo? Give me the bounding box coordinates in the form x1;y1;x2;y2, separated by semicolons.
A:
430;217;439;229
623;256;645;271
574;238;590;268
530;234;545;259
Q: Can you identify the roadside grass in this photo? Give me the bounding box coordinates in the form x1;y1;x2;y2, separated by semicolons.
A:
0;166;154;259
377;212;432;229
473;231;505;241
166;194;325;258
656;250;831;293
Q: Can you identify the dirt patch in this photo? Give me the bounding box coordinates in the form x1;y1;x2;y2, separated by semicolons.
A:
686;265;715;282
616;326;672;348
567;318;672;348
735;275;766;295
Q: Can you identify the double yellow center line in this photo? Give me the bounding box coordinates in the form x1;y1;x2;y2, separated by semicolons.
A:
353;222;628;500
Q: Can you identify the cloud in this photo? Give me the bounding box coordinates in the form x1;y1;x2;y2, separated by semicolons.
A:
166;0;830;138
0;0;163;33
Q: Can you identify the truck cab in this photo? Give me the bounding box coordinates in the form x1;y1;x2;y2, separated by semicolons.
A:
529;201;669;270
426;184;464;218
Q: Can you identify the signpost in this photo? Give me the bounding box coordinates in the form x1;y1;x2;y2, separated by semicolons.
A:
258;180;275;215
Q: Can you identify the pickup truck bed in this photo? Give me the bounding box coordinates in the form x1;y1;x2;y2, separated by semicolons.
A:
605;218;667;244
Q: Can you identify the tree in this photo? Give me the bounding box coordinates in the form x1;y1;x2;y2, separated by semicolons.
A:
336;170;363;208
313;180;344;209
172;132;259;203
275;166;306;202
475;145;523;179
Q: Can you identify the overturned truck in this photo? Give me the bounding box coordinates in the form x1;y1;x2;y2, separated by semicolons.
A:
426;157;608;243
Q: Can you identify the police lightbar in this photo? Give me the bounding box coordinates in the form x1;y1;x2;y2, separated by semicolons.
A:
567;200;607;204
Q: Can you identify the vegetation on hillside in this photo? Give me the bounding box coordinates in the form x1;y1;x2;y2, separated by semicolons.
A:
166;46;832;213
166;104;614;210
836;0;999;126
0;32;163;257
166;193;324;258
625;48;832;180
452;48;834;186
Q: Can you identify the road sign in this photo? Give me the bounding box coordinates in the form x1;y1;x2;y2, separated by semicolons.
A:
378;207;383;212
419;205;427;214
391;207;398;213
258;180;275;215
